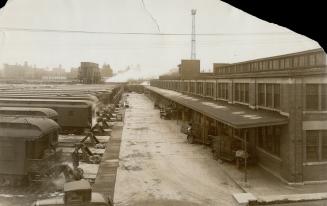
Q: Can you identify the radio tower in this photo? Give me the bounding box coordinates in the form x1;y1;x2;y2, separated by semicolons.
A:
191;9;197;59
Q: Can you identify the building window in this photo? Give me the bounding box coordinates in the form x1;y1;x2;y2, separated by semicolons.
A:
257;126;281;156
205;82;214;97
273;84;280;109
258;83;280;109
234;83;240;102
321;84;327;111
234;83;249;104
305;84;320;111
280;59;285;69
309;55;316;66
306;130;322;162
245;84;249;103
322;131;327;160
258;84;265;106
266;84;273;107
240;84;245;102
316;53;325;65
299;56;306;67
294;57;299;67
285;58;290;68
217;83;228;100
273;60;279;69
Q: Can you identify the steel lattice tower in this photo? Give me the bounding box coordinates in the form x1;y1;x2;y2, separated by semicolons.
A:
191;9;197;59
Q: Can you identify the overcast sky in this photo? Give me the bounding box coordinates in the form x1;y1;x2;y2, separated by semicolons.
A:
0;0;321;81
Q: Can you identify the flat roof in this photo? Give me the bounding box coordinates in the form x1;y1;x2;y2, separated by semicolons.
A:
147;86;288;129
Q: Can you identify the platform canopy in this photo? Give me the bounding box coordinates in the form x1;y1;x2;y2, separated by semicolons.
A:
147;86;288;129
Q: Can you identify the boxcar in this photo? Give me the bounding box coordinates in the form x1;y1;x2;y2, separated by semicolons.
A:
0;116;60;186
0;107;58;122
0;98;96;133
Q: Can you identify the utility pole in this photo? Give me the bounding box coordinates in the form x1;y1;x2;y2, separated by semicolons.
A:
191;9;197;60
244;130;248;183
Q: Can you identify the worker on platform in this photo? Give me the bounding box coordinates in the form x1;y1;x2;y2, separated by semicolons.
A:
71;146;80;169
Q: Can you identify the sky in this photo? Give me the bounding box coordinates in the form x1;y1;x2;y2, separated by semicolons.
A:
0;0;321;81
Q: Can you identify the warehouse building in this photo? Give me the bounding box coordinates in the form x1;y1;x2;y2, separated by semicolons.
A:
148;48;327;184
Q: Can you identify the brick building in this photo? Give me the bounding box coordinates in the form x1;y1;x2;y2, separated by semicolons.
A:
149;48;327;184
78;62;101;84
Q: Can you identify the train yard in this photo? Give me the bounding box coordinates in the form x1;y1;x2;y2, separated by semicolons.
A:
0;83;124;206
0;48;326;206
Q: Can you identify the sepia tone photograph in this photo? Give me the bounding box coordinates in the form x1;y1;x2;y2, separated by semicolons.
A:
0;0;326;206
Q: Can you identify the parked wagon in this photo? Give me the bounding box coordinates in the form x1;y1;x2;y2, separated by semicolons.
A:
0;107;58;122
0;116;61;186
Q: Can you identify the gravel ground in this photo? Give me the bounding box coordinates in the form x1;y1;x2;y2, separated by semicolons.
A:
114;93;242;206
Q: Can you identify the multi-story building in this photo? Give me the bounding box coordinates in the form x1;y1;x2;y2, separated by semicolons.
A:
148;48;327;184
78;62;101;84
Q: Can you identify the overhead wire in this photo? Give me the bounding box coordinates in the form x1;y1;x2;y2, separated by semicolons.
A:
0;26;297;36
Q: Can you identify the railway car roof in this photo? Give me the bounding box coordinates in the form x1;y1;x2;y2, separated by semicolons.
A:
0;116;59;140
0;98;94;105
0;95;99;102
0;107;58;117
147;86;288;129
64;179;91;192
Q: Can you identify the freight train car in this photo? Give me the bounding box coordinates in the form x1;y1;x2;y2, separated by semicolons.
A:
0;98;96;133
0;107;58;122
0;116;60;186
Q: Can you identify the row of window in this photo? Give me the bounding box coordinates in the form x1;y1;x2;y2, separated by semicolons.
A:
152;81;327;112
215;52;325;74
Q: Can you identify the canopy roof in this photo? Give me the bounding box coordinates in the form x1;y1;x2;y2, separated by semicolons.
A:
147;86;288;129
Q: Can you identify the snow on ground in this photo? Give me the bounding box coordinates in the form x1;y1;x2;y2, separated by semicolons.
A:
59;135;110;143
65;162;99;179
114;93;242;206
0;194;24;198
60;147;105;154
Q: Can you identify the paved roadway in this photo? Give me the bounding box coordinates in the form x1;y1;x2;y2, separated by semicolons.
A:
114;93;242;206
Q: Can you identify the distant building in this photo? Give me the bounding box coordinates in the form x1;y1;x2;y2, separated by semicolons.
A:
68;67;79;79
179;59;200;80
78;62;101;84
101;64;113;78
42;66;68;80
3;64;27;79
